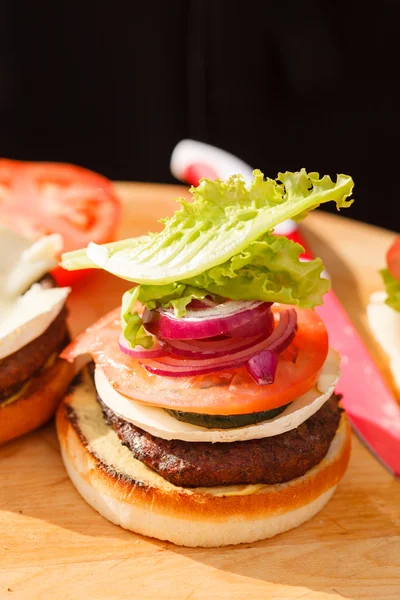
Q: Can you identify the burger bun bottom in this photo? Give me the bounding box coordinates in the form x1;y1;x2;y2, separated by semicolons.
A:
0;357;74;446
56;372;351;547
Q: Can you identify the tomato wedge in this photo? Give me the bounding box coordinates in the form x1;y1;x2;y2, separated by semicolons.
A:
387;235;400;282
62;304;329;415
0;159;121;286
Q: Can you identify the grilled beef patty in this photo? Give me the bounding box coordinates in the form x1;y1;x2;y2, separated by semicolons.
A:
0;306;68;401
99;394;342;488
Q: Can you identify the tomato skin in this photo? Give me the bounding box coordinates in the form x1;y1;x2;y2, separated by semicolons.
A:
0;159;121;286
62;304;329;415
50;265;94;287
387;236;400;282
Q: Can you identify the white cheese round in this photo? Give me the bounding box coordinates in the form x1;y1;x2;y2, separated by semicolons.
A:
0;284;70;359
0;226;63;298
367;291;400;391
94;348;341;442
0;227;70;360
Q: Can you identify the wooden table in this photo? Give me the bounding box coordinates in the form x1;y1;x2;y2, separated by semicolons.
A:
1;182;399;600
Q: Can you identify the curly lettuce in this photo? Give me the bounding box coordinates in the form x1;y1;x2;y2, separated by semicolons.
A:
62;169;353;283
61;169;354;347
381;268;400;312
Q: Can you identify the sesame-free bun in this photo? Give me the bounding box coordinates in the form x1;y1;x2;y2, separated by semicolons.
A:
56;370;351;548
0;357;74;446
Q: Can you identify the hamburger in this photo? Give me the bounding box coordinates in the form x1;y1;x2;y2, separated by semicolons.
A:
58;169;354;547
367;235;400;394
0;227;73;445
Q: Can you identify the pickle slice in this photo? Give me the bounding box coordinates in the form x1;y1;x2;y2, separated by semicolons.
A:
165;402;291;429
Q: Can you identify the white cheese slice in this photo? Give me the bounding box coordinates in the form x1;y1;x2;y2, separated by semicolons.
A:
0;226;63;298
95;348;341;442
0;284;70;359
367;291;400;391
0;227;70;360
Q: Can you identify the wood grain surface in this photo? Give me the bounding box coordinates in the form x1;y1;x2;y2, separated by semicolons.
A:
0;182;399;600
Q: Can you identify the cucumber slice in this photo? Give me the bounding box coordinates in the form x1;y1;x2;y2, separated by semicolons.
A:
165;402;291;429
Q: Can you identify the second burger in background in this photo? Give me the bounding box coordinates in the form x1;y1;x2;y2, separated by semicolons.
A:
0;227;73;446
367;235;400;395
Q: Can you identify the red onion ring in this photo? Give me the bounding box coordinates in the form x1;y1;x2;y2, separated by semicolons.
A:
247;350;278;385
158;334;266;359
140;308;297;377
118;334;166;359
188;297;216;309
140;356;245;377
262;307;298;354
143;300;272;340
227;309;274;338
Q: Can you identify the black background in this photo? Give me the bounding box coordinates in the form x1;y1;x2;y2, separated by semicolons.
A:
1;1;399;230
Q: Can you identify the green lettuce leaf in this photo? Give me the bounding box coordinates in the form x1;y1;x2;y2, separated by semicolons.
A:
61;235;150;271
121;233;330;346
137;283;215;316
61;169;354;347
61;169;354;283
183;232;329;309
381;268;400;312
136;232;329;312
121;287;153;349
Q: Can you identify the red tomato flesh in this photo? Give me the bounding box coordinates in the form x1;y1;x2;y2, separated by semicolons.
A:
387;236;400;282
0;159;121;285
62;304;329;415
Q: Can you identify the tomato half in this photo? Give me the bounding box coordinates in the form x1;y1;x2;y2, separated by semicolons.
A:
0;159;121;286
387;236;400;282
62;304;329;415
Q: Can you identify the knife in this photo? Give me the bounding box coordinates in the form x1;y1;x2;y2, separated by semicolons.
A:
170;139;400;479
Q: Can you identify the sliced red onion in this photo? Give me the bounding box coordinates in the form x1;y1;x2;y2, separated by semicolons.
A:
262;307;298;354
227;309;274;338
188;297;216;309
247;350;278;385
140;356;243;377
140;308;297;377
143;300;272;340
158;334;266;359
118;334;166;359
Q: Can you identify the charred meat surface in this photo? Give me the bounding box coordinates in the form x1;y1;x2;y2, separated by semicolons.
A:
0;307;68;401
98;394;342;488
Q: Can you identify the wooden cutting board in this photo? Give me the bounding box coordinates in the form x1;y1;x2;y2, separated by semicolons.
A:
1;182;399;600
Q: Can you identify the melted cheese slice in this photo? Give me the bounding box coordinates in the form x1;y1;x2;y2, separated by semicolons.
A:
0;227;70;360
95;348;341;443
367;291;400;391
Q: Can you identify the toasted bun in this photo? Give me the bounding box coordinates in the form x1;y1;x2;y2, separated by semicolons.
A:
0;357;75;446
56;372;351;547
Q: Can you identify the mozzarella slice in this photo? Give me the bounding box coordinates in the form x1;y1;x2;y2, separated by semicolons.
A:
95;348;341;442
0;226;63;299
0;227;70;360
0;284;70;359
367;291;400;391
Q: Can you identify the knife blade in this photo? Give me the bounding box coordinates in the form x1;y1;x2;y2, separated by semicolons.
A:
171;139;400;478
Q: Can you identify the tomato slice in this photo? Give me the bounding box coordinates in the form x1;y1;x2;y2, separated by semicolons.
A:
62;304;329;415
387;236;400;282
0;159;121;285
